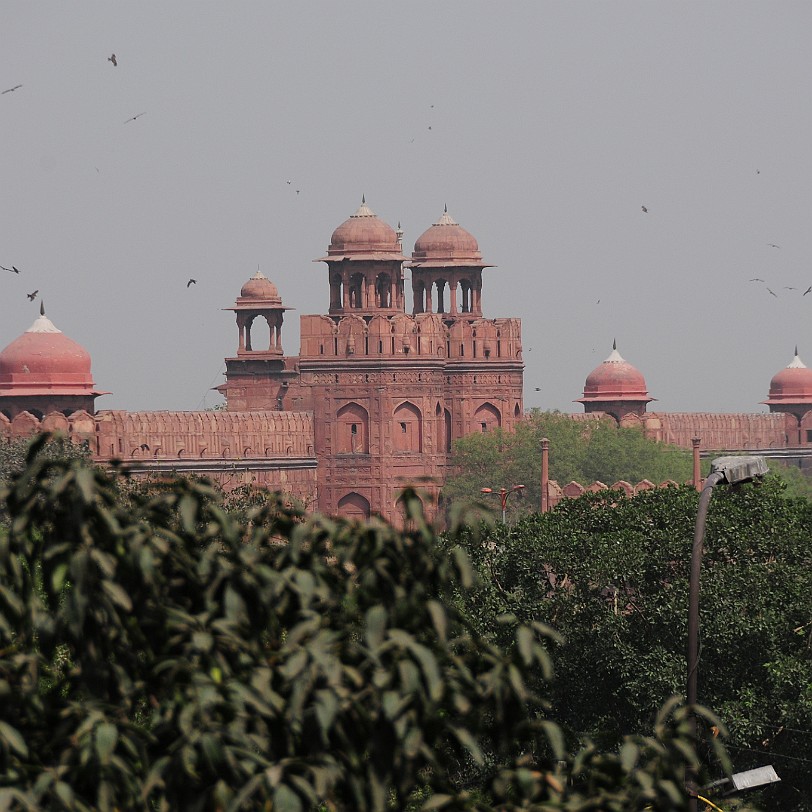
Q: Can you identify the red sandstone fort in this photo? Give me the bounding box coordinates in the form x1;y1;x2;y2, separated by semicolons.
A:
2;201;812;523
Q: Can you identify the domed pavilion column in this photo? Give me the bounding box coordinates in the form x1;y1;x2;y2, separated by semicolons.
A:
409;207;490;319
575;341;655;422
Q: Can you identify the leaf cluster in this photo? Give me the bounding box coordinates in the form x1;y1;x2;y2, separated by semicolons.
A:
0;436;739;811
448;481;812;809
443;412;694;521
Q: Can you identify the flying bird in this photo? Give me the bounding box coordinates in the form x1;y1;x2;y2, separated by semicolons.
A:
784;286;797;290
1;84;22;95
187;278;196;287
26;290;38;301
803;286;812;296
1;265;19;274
641;205;648;213
766;287;778;297
108;53;117;66
534;387;541;392
124;111;146;123
767;243;781;249
749;278;764;282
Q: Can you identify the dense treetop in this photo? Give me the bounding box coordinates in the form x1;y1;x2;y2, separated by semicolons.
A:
0;435;728;811
447;481;812;810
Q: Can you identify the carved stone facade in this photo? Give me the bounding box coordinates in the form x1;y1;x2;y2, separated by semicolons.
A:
217;202;524;523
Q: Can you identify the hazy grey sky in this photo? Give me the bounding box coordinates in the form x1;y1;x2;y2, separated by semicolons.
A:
2;3;812;415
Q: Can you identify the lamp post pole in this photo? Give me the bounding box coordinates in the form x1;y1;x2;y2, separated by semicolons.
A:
686;456;768;812
481;484;525;523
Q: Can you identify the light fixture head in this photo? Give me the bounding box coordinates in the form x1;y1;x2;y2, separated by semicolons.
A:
709;455;769;484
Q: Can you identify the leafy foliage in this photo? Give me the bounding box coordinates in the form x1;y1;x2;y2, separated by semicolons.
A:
443;411;694;521
0;434;89;484
0;435;728;810
448;481;812;809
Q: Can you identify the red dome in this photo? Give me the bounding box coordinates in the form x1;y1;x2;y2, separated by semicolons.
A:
0;314;102;396
411;208;486;267
240;271;280;302
577;345;653;404
763;352;812;404
322;199;406;261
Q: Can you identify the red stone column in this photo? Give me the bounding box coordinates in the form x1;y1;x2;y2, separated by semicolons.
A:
692;437;701;491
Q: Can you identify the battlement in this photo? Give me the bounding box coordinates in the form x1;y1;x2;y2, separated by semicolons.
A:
299;312;522;363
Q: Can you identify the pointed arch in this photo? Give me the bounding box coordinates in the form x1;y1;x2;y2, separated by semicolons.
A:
474;402;501;433
393;401;422;452
337;492;371;520
337;402;370;454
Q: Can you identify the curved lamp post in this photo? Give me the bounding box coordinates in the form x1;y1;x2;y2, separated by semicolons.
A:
480;484;525;523
687;455;768;811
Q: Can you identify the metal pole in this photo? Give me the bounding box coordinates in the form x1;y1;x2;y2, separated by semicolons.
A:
686;470;724;811
541;438;550;513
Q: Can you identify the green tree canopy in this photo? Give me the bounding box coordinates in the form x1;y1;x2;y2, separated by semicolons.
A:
448;481;812;810
443;411;695;520
0;436;727;811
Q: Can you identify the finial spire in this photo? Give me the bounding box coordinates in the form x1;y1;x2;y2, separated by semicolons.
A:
40;301;45;316
795;344;799;357
613;338;617;350
444;203;447;213
361;194;365;204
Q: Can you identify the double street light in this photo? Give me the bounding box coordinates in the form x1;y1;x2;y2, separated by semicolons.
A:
480;484;525;523
687;455;769;811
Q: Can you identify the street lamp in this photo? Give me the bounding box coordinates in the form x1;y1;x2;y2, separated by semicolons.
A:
686;455;768;811
481;485;525;523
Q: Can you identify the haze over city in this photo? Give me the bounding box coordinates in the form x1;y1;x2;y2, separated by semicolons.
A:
2;3;811;415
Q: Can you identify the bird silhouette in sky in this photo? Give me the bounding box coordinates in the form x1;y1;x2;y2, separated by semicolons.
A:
804;286;812;296
108;53;117;66
27;290;38;301
766;287;778;297
1;265;19;274
534;387;541;392
187;278;196;287
784;286;797;290
641;205;648;213
749;278;764;282
1;84;22;95
767;243;781;249
124;112;146;123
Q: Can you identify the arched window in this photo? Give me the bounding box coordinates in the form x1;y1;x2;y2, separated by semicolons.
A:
443;408;452;452
337;492;370;519
396;492;424;529
474;402;501;433
376;273;392;308
330;273;343;309
393;401;422;452
336;402;370;454
349;274;364;308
